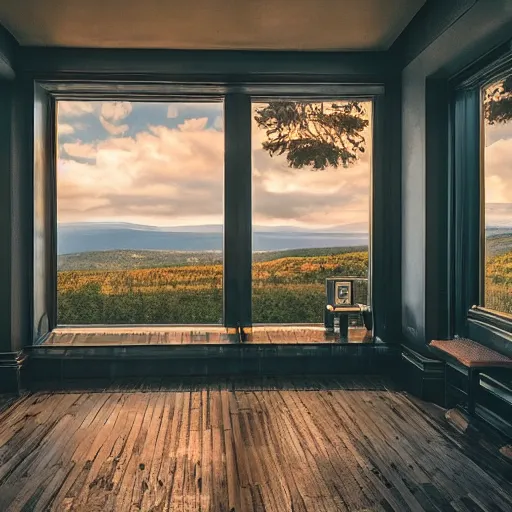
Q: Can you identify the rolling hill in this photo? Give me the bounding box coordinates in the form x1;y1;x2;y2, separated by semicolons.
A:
486;233;512;257
57;246;368;271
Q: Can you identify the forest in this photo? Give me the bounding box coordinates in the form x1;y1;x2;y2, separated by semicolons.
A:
57;241;512;324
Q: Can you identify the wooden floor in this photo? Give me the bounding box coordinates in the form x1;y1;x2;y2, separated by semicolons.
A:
44;325;373;346
1;377;511;511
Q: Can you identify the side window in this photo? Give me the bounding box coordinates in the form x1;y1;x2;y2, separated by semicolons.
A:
483;74;512;316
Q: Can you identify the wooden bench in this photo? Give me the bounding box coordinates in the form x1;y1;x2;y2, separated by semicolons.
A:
430;338;512;415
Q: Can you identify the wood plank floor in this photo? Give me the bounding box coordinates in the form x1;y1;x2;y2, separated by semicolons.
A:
1;377;511;511
44;326;373;346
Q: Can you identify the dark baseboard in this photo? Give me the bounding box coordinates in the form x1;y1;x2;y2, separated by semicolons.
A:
400;345;445;406
23;343;400;390
0;352;26;393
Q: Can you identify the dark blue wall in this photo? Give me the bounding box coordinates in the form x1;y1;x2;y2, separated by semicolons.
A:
400;0;512;352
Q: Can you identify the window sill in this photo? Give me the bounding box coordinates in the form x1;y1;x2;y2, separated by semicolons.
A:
468;306;512;334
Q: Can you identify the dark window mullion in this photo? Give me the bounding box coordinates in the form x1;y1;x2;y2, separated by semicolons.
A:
453;88;481;335
223;94;252;329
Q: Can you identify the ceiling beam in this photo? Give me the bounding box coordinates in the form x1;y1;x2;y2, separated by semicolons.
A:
0;22;17;79
18;48;390;83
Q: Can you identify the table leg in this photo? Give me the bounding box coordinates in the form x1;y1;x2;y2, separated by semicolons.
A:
339;315;349;343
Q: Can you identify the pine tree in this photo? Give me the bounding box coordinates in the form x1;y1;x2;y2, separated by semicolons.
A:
254;101;369;170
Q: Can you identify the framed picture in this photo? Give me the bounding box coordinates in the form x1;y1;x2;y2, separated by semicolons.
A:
335;281;352;306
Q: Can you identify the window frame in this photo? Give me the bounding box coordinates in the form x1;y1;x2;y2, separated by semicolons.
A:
32;80;391;345
452;45;512;343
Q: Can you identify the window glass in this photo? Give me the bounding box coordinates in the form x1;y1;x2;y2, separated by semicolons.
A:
56;101;224;325
483;76;512;315
251;100;372;341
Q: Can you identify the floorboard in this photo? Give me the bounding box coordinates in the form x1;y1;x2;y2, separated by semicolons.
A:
0;377;511;511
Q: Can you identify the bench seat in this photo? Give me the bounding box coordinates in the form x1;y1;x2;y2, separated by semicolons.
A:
430;338;512;415
430;338;512;368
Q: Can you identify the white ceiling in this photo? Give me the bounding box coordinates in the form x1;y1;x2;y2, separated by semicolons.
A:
0;0;425;51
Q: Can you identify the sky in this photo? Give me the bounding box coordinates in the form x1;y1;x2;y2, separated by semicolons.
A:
485;119;512;228
56;100;372;232
56;98;512;231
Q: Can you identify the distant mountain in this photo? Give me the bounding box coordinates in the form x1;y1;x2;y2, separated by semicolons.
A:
486;226;512;236
57;222;369;255
59;222;368;234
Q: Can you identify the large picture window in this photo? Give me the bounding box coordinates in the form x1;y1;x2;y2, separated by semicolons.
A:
35;86;382;346
483;75;512;316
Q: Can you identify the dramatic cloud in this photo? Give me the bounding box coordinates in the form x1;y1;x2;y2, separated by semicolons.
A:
62;142;96;160
100;116;130;136
101;102;133;122
178;117;208;132
57;118;224;225
97;101;133;136
251;102;372;229
57;101;374;230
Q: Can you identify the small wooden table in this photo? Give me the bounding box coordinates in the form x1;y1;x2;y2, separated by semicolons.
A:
325;305;372;342
430;338;512;414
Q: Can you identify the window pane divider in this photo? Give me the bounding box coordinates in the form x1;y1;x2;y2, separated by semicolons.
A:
223;94;252;329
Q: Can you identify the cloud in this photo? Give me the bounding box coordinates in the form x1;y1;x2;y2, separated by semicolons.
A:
484;137;512;203
250;102;372;228
62;142;96;161
58;123;75;135
485;119;512;147
178;117;208;132
100;102;133;122
59;101;96;118
167;105;179;118
57;101;374;230
252;147;370;228
484;134;512;227
98;102;133;136
57;122;224;225
100;116;130;136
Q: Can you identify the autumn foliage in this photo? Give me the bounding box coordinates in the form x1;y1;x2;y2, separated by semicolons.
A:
485;250;512;315
57;247;512;324
58;251;368;324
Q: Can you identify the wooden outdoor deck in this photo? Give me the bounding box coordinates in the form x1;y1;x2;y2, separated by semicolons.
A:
43;325;373;346
1;376;511;511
